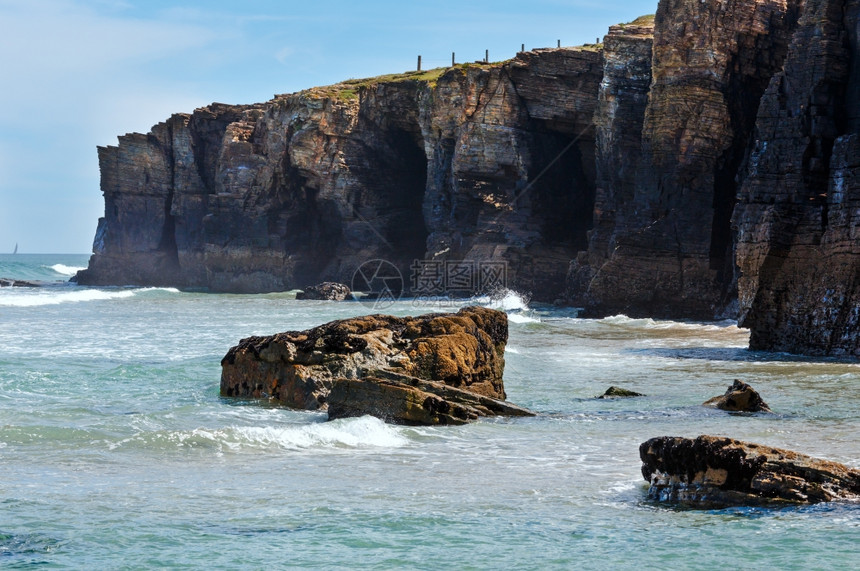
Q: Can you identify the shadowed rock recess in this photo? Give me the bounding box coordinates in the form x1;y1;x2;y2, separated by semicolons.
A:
220;306;534;425
640;435;860;506
78;0;860;357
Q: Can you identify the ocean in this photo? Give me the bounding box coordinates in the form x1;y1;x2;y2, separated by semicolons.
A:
1;253;858;569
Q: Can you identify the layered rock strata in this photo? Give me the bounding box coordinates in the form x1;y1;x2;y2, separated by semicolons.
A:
220;306;534;424
733;0;860;356
570;1;802;319
640;435;860;506
77;48;604;301
78;0;860;357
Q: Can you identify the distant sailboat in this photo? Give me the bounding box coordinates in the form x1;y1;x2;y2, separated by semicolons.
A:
12;243;17;254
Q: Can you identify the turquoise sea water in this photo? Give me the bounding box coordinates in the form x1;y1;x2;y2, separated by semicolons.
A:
1;254;858;569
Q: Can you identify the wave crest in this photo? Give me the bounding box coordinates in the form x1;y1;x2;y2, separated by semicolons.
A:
112;416;410;453
47;264;86;276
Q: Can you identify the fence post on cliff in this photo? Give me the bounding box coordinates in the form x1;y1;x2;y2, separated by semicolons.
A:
417;55;422;72
557;39;561;48
452;52;455;66
521;43;525;53
485;49;488;63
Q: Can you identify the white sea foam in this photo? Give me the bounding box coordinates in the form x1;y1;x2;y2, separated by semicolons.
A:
507;313;540;324
473;289;541;323
126;416;410;453
47;264;86;276
226;416;409;450
0;287;179;307
481;289;531;312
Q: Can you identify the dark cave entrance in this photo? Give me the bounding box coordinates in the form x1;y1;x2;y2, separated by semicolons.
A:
528;129;595;250
377;128;429;260
349;123;429;272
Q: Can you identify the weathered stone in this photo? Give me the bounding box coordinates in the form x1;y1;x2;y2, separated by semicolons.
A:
219;306;531;424
703;380;771;412
296;282;352;301
327;372;534;425
77;48;603;302
598;386;645;398
74;0;860;358
640;435;860;506
0;278;41;287
570;1;800;319
733;0;860;357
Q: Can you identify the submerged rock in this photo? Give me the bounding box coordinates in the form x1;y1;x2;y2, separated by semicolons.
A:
296;282;351;301
598;386;645;398
0;278;41;287
640;435;860;507
703;380;771;413
220;306;534;424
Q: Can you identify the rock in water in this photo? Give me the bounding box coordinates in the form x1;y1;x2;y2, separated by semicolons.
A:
326;371;534;426
640;435;860;506
295;282;351;301
0;278;41;287
703;379;771;413
598;386;645;398
220;306;533;424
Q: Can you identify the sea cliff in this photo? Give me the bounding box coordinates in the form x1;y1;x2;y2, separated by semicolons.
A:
76;0;860;357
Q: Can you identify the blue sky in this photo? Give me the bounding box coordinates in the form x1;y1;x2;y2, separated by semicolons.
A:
0;0;657;253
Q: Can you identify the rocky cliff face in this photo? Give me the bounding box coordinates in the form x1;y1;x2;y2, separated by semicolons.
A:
733;0;860;357
77;48;603;301
77;0;860;357
569;1;801;319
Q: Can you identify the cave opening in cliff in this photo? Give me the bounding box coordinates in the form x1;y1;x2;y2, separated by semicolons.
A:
352;126;429;265
528;130;595;249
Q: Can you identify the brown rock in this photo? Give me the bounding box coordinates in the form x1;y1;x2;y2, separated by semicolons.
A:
640;435;860;506
733;0;860;357
570;2;800;319
703;380;772;413
326;372;534;426
598;386;645;398
220;306;532;424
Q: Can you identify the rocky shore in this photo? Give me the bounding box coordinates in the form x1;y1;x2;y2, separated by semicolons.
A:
75;0;860;357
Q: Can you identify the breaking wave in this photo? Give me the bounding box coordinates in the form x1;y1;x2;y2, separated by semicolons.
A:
475;289;541;324
0;287;180;307
47;263;86;276
111;416;410;453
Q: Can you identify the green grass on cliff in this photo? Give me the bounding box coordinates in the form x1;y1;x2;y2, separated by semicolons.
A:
618;14;655;27
304;68;450;102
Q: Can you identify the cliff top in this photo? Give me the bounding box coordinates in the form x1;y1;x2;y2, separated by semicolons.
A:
297;44;604;102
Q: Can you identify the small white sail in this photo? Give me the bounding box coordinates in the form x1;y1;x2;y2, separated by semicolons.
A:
12;243;18;254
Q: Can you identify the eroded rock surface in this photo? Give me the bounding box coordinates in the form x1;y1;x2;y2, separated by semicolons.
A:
296;282;351;301
640;435;860;506
78;0;860;357
570;1;801;319
220;306;533;424
598;386;645;398
703;380;771;413
733;0;860;357
76;47;604;302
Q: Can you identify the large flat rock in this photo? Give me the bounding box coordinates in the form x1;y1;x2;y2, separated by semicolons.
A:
220;306;533;424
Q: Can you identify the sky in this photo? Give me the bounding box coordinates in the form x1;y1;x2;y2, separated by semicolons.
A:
0;0;658;254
